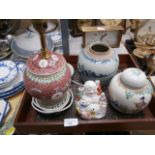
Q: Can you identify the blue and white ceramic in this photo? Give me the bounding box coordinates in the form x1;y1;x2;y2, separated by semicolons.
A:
0;99;8;124
0;62;25;99
4;102;11;117
0;60;18;87
77;42;119;84
50;32;62;47
11;31;54;59
109;68;153;114
16;62;26;73
10;53;27;63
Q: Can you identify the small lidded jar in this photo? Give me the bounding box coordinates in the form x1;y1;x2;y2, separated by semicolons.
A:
109;68;153;114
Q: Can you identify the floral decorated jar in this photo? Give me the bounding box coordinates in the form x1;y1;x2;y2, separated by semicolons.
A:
77;42;119;84
24;51;71;107
108;68;153;114
75;80;108;119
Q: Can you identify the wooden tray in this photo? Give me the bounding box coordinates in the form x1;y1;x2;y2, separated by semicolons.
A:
14;55;155;134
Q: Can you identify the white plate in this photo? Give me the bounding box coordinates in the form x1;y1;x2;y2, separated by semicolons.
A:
31;89;74;114
33;90;70;112
0;62;25;98
0;60;18;86
0;99;8;124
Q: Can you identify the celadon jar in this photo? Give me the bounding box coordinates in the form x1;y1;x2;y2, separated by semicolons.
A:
77;42;119;84
108;68;153;114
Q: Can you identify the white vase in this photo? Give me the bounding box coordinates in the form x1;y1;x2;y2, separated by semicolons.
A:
109;68;153;114
77;42;119;84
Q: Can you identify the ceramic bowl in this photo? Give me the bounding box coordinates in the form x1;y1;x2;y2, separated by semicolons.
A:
11;31;54;59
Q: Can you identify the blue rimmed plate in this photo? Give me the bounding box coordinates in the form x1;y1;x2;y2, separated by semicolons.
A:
0;99;8;125
0;62;25;99
0;84;24;99
0;60;18;87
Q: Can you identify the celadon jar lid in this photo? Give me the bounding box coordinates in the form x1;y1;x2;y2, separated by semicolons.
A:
27;51;66;75
120;68;147;89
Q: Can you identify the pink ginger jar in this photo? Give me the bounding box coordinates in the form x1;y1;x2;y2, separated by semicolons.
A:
24;51;71;107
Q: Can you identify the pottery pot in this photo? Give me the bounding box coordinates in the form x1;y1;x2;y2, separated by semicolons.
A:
109;68;153;114
24;51;71;107
77;42;119;84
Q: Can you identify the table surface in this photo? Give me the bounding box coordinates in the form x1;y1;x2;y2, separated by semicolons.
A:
0;91;24;135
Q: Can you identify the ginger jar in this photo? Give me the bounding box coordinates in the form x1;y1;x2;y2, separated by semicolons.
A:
24;51;71;107
77;42;119;84
109;68;153;114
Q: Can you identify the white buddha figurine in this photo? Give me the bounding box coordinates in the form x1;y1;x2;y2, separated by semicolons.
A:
76;80;108;119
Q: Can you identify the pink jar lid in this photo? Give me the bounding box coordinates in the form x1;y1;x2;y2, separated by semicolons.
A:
27;51;66;75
